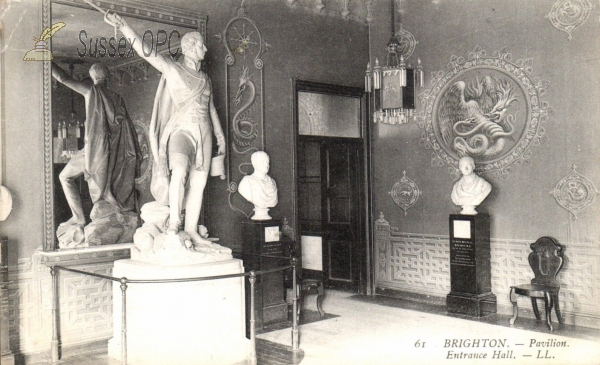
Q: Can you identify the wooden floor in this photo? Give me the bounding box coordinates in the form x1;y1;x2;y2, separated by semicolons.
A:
26;290;600;365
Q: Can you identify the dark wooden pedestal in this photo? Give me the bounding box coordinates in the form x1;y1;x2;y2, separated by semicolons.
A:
242;220;289;336
446;214;497;317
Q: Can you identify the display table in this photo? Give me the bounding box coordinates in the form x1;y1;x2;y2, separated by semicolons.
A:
446;214;497;317
108;258;249;365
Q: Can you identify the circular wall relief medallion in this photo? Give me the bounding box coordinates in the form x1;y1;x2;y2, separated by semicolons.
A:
389;171;421;216
132;119;152;188
550;165;599;219
417;45;553;180
546;0;596;40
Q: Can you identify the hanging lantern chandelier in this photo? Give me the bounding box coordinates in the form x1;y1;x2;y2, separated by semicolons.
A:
365;1;423;125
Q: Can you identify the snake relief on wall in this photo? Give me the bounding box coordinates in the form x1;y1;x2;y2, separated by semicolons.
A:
232;66;259;153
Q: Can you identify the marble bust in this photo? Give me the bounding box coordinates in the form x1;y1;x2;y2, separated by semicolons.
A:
451;156;492;215
238;151;278;220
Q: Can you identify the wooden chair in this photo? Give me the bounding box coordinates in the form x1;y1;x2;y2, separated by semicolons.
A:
285;251;325;321
296;271;325;318
509;237;565;331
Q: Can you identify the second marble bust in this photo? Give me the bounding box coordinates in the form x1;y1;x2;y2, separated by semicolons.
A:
238;151;278;220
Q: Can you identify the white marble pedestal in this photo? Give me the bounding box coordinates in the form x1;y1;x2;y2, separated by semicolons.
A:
108;259;250;365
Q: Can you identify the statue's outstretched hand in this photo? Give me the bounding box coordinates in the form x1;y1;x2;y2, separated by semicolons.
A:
104;12;126;28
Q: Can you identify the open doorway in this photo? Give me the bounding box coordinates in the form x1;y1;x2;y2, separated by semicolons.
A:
293;80;370;293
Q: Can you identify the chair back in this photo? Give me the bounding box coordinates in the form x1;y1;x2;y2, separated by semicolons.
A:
528;237;564;287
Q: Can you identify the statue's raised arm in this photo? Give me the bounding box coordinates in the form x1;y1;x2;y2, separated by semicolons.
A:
105;12;170;74
51;61;90;96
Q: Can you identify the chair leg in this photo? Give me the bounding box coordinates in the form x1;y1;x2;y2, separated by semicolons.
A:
509;288;518;325
531;298;541;320
553;293;564;324
316;282;325;317
543;292;553;331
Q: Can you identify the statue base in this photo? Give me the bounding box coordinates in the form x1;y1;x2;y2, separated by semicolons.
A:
251;207;272;220
459;205;478;215
108;259;249;365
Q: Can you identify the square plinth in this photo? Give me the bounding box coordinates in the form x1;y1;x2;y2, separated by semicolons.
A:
446;291;497;317
108;259;250;365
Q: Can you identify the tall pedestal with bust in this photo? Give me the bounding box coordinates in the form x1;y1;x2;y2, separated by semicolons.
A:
242;219;289;334
446;214;497;317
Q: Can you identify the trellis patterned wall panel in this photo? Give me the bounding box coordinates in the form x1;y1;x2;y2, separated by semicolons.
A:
375;216;600;329
7;254;115;355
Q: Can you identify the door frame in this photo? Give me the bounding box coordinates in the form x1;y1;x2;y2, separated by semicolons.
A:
291;79;373;294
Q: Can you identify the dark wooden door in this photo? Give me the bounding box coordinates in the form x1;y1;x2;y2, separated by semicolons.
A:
321;139;362;291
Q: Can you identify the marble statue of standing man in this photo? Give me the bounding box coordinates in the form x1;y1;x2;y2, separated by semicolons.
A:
451;156;492;215
51;62;140;247
106;13;226;245
238;151;278;220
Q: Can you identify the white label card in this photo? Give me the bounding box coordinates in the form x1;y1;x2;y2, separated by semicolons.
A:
264;226;280;242
453;220;471;239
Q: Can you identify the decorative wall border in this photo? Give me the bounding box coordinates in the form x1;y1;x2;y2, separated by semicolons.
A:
374;213;600;328
43;0;54;252
53;0;207;30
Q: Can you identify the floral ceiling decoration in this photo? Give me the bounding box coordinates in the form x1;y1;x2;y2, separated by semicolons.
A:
389;171;421;216
546;0;596;40
550;165;599;220
416;45;554;180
